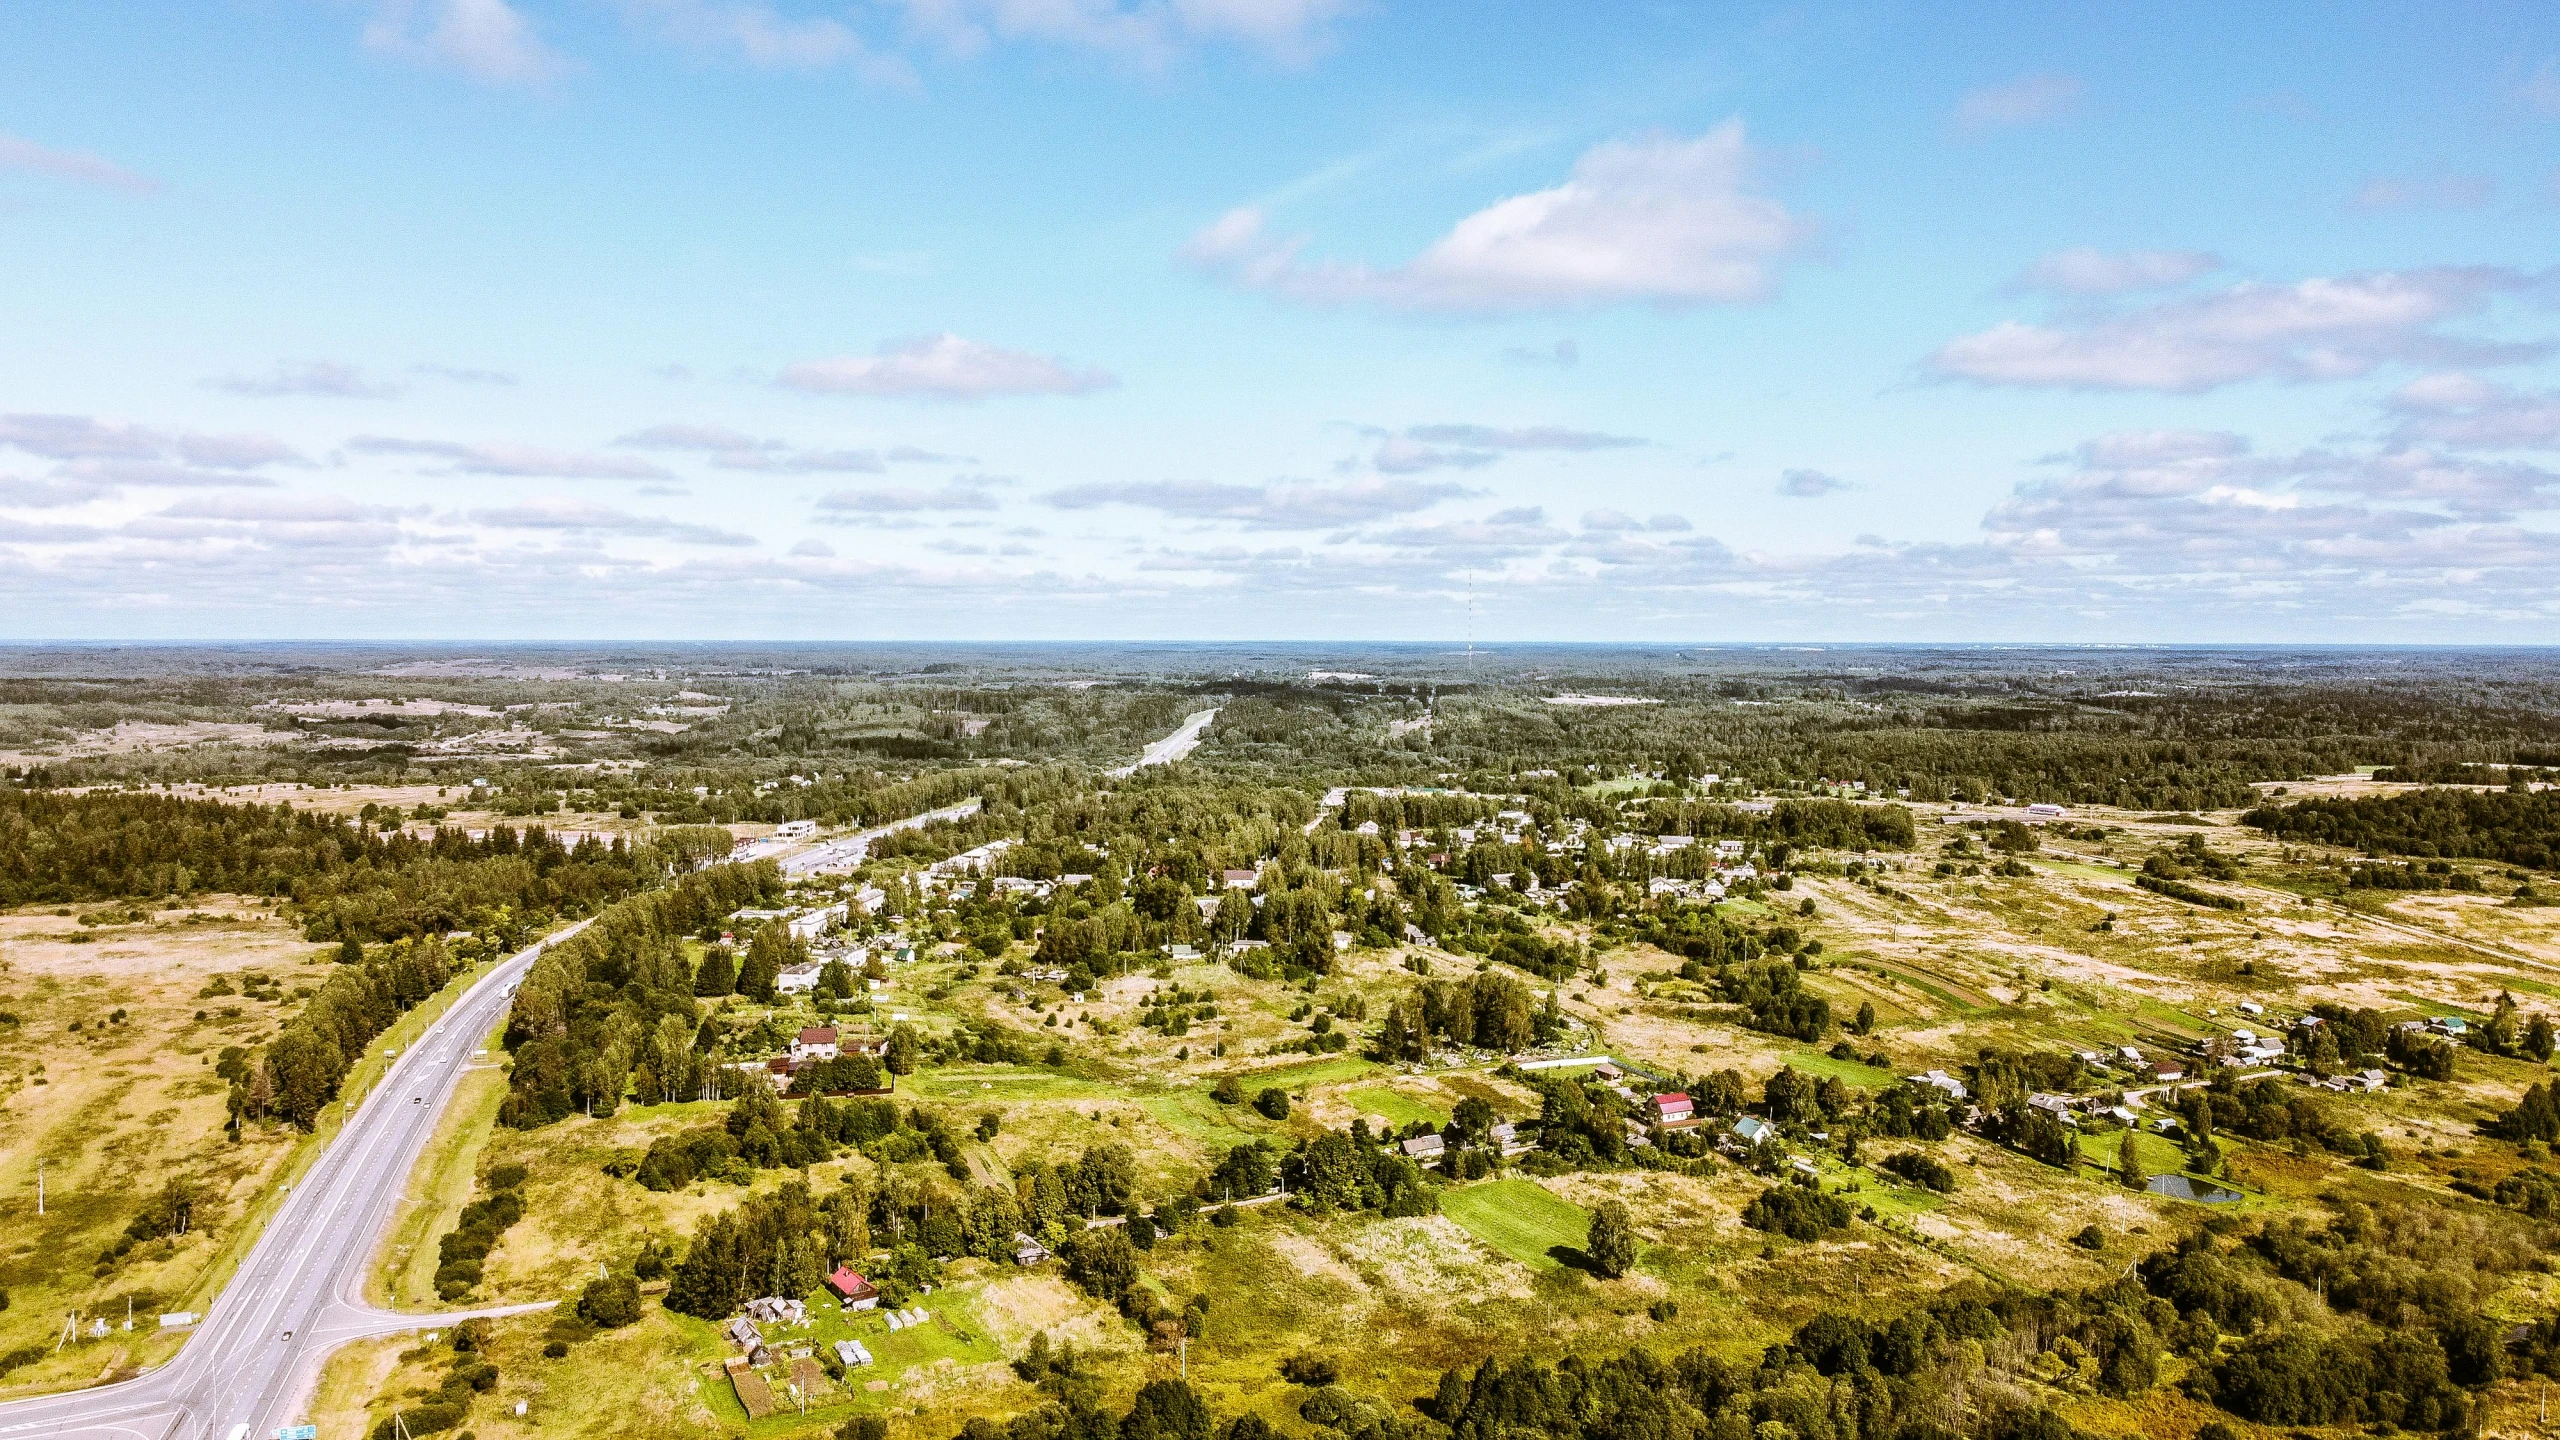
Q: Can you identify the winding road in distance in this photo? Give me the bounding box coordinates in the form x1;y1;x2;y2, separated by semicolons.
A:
0;924;580;1440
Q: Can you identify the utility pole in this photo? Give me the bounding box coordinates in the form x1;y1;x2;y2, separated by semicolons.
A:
36;1159;43;1216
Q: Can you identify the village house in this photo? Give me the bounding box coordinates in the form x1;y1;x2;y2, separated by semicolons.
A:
791;1026;840;1063
787;903;847;941
827;1266;880;1309
1649;1092;1697;1127
776;961;826;995
1908;1069;1970;1101
1399;1133;1446;1161
1012;1232;1051;1266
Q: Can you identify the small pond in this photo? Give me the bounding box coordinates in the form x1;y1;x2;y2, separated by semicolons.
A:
2148;1174;2244;1204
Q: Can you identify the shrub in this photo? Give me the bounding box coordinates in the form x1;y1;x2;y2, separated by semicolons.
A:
1253;1087;1290;1120
1878;1151;1957;1192
576;1273;641;1329
1280;1353;1339;1385
1742;1181;1853;1241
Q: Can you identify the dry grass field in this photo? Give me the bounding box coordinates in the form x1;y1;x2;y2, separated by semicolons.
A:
0;899;320;1392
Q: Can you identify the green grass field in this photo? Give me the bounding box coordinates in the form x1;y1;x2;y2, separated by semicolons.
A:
1345;1086;1449;1127
908;1067;1112;1101
1235;1055;1380;1091
1441;1178;1590;1271
1140;1091;1263;1151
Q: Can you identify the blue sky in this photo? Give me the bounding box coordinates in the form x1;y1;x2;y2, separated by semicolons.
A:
1;1;2557;641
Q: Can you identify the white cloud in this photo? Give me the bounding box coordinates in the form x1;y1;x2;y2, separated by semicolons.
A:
894;0;1347;66
1372;507;1568;552
789;538;837;558
617;0;917;86
2015;247;2219;296
349;435;674;480
1369;422;1643;474
0;477;106;509
1579;509;1688;532
0;414;164;461
780;334;1116;401
2350;175;2494;212
615;424;957;474
1371;436;1497;474
615;423;777;457
1184;123;1814;313
815;481;1001;513
1954;73;2082;133
56;461;281;490
0;132;157;195
1503;339;1579;368
1779;468;1847;497
2387;373;2560;449
0;414;303;473
2524;57;2560;119
469;501;757;546
1931;266;2545;392
1043;476;1472;529
413;364;518;386
364;0;565;87
211;361;399;399
1405;423;1643;452
161;494;417;523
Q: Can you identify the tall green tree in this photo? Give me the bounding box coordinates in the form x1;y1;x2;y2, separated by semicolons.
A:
1586;1199;1638;1278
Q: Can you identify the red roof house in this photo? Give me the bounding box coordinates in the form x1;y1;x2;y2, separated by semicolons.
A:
827;1266;880;1309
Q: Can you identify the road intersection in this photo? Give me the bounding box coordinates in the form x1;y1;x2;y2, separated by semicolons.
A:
0;924;580;1440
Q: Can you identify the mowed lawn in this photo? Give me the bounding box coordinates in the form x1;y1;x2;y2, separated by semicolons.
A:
1442;1178;1590;1270
1347;1086;1448;1128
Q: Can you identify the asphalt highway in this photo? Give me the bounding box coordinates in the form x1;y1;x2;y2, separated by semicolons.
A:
0;922;582;1440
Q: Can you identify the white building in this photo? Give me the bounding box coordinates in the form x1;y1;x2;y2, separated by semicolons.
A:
788;903;847;942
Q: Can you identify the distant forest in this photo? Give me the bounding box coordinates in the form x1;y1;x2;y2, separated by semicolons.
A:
6;645;2560;814
0;789;733;939
2245;790;2560;869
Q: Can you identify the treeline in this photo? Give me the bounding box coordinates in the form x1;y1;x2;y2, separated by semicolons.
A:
2245;789;2560;869
0;787;731;941
499;860;782;1126
938;1197;2542;1440
255;934;460;1129
1639;799;1916;851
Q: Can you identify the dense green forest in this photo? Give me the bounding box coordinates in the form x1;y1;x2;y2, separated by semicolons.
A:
2244;789;2560;869
0;789;734;939
499;860;784;1126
